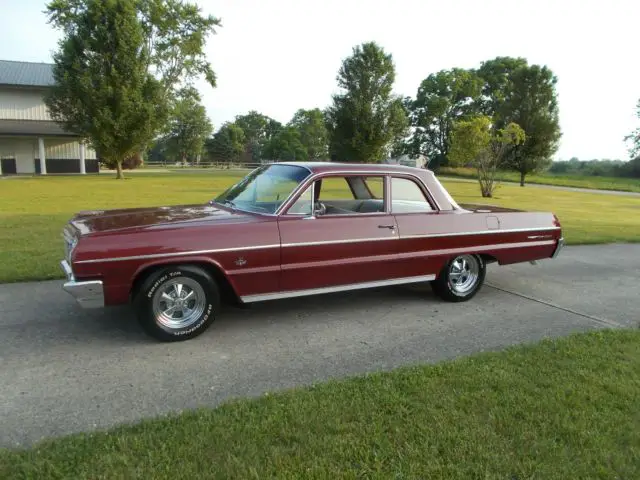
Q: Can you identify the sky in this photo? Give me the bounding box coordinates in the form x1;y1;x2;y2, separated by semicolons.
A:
0;0;638;161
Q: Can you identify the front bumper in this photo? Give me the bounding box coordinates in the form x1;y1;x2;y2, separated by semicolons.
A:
60;260;104;308
552;237;565;258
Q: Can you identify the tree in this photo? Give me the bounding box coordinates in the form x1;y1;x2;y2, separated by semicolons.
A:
326;42;408;163
449;116;526;197
625;99;640;159
233;111;282;162
45;0;220;178
164;87;212;164
262;126;308;161
206;122;246;164
46;0;221;95
288;108;329;160
477;57;561;186
408;68;482;169
45;0;166;179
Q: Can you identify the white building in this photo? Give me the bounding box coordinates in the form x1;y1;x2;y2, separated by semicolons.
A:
0;59;98;175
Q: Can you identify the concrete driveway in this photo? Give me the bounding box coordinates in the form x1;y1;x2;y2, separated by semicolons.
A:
1;244;638;448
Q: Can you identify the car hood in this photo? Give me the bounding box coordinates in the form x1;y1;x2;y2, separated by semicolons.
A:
69;203;253;235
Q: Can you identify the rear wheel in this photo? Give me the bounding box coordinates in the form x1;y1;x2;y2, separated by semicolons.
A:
134;265;220;342
431;254;486;302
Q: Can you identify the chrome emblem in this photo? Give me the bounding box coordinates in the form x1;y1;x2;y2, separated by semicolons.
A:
235;257;247;266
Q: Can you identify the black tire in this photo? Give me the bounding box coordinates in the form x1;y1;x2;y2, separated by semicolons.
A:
134;265;220;342
431;254;486;302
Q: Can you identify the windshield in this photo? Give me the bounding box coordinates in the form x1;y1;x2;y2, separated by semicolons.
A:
213;164;311;214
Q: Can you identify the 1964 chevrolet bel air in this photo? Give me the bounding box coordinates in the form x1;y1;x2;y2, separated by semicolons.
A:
60;162;564;341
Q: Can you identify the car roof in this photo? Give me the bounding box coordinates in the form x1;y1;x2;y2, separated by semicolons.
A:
275;161;433;177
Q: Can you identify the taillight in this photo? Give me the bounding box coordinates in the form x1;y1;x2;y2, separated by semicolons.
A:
553;214;561;228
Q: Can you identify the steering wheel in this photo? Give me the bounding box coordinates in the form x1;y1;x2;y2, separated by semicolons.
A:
314;201;327;216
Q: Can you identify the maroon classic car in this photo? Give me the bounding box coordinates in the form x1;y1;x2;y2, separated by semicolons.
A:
60;162;564;341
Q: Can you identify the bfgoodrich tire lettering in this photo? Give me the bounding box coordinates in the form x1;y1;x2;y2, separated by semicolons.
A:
431;254;486;303
134;265;220;342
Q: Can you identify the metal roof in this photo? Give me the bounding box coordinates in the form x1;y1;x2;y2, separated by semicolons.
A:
0;60;54;87
0;119;74;137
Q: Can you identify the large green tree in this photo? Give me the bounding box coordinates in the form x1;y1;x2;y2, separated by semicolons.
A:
477;57;561;186
206;122;246;164
164;86;212;164
449;115;526;197
46;0;221;95
45;0;220;177
288;108;329;160
233;111;282;162
408;68;482;168
625;99;640;159
45;0;166;179
326;42;408;162
262;126;308;161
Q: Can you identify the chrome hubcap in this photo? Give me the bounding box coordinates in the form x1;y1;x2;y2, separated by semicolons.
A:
152;277;206;330
448;255;480;294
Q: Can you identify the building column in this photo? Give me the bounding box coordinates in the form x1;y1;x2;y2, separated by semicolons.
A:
38;137;47;175
79;141;86;174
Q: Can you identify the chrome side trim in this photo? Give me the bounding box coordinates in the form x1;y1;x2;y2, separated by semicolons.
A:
74;243;281;264
60;260;105;308
74;227;561;263
281;226;561;248
401;226;561;240
240;274;436;303
552;237;565;258
281;235;396;248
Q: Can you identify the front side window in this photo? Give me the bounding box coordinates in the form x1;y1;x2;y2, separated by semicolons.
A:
287;185;313;215
391;177;434;213
213;164;310;214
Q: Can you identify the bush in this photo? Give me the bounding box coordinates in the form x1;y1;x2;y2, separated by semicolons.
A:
99;152;144;170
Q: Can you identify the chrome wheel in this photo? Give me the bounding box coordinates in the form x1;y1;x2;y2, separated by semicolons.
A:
448;255;480;295
152;276;206;330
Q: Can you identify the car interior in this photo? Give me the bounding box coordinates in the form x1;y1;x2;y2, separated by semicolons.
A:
312;176;385;215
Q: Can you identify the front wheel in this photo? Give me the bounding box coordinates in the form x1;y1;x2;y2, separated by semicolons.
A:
134;265;220;342
431;254;486;302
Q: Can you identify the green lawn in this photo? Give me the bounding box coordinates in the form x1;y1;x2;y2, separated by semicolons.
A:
1;328;638;479
439;166;640;193
1;171;639;283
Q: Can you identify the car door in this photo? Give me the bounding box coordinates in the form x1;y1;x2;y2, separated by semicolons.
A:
277;174;410;293
389;175;446;278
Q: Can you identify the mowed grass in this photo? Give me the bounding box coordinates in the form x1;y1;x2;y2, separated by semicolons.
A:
0;171;639;283
439;166;640;193
1;329;639;479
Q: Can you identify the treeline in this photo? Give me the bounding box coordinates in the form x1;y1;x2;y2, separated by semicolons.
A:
41;0;640;184
151;44;568;194
150;107;329;165
549;157;640;178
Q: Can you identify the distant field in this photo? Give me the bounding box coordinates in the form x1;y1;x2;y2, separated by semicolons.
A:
438;167;640;193
2;329;638;479
0;171;639;283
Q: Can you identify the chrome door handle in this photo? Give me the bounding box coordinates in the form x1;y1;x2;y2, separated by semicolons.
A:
378;224;395;229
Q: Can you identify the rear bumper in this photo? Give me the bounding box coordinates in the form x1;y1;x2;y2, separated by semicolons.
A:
60;260;104;308
551;237;565;259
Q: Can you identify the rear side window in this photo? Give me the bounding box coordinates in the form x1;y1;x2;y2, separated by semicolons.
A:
391;177;434;213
